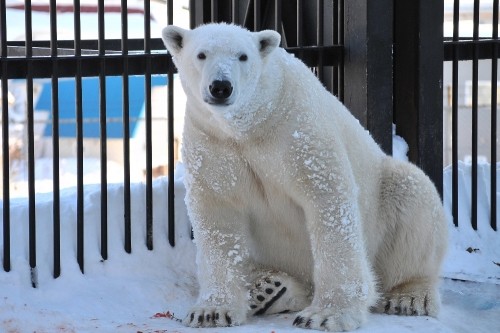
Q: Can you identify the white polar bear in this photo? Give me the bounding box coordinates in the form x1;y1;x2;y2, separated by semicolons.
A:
161;23;447;332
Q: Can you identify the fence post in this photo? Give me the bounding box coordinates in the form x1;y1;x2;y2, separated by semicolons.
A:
394;0;444;195
343;0;393;155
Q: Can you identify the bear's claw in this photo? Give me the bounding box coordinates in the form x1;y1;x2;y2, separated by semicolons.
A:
183;306;244;328
293;306;366;331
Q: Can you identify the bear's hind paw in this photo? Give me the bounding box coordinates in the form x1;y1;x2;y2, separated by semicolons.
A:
374;284;440;317
249;271;310;316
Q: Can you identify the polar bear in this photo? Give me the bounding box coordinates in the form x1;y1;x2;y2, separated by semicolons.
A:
161;23;447;332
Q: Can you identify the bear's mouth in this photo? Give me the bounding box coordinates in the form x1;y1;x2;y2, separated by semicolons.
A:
203;93;234;106
206;98;233;106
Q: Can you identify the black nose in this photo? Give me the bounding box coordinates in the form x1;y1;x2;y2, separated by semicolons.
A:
209;80;233;100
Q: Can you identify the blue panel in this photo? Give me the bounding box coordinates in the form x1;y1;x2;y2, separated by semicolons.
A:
36;75;168;138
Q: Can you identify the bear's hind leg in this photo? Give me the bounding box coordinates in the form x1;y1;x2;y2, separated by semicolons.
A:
374;278;440;317
249;271;311;316
374;158;447;318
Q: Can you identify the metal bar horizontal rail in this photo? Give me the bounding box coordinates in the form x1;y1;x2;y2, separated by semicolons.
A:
0;52;174;78
444;38;500;61
0;116;169;126
286;45;343;67
6;46;97;56
0;45;343;79
6;38;167;52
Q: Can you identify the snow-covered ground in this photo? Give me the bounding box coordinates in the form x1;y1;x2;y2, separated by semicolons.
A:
0;135;499;332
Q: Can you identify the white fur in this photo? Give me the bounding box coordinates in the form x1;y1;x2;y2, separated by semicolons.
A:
162;23;448;331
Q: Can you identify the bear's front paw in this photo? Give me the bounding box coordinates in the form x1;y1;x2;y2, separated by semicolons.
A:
183;306;247;328
293;306;366;332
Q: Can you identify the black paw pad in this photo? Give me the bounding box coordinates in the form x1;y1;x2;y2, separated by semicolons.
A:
254;287;287;315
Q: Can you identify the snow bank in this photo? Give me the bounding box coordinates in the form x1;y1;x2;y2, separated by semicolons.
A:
1;173;194;285
442;161;500;283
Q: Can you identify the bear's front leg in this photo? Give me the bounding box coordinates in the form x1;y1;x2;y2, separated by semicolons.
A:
292;196;378;332
288;138;378;331
184;194;252;328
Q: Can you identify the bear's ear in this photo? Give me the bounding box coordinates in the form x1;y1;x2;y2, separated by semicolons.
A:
255;30;281;58
162;25;188;55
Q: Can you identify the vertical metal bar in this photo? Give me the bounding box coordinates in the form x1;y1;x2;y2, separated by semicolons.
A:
98;0;108;259
190;0;196;29
254;0;261;31
296;0;305;68
121;0;132;253
316;0;324;82
297;0;303;46
0;0;9;271
212;0;218;21
471;0;480;230
232;0;238;23
0;0;10;273
332;0;338;96
452;0;460;227
338;0;344;102
329;1;335;93
49;0;61;279
145;0;153;250
491;0;498;231
25;0;38;288
275;0;282;35
74;0;84;274
167;0;175;247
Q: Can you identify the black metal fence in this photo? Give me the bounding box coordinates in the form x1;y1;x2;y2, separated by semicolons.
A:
1;0;177;285
0;0;496;287
443;0;498;231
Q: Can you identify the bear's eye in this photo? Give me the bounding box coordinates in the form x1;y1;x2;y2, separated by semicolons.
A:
197;52;206;60
239;54;248;62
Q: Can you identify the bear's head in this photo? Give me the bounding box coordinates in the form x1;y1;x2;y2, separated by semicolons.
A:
162;23;281;135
